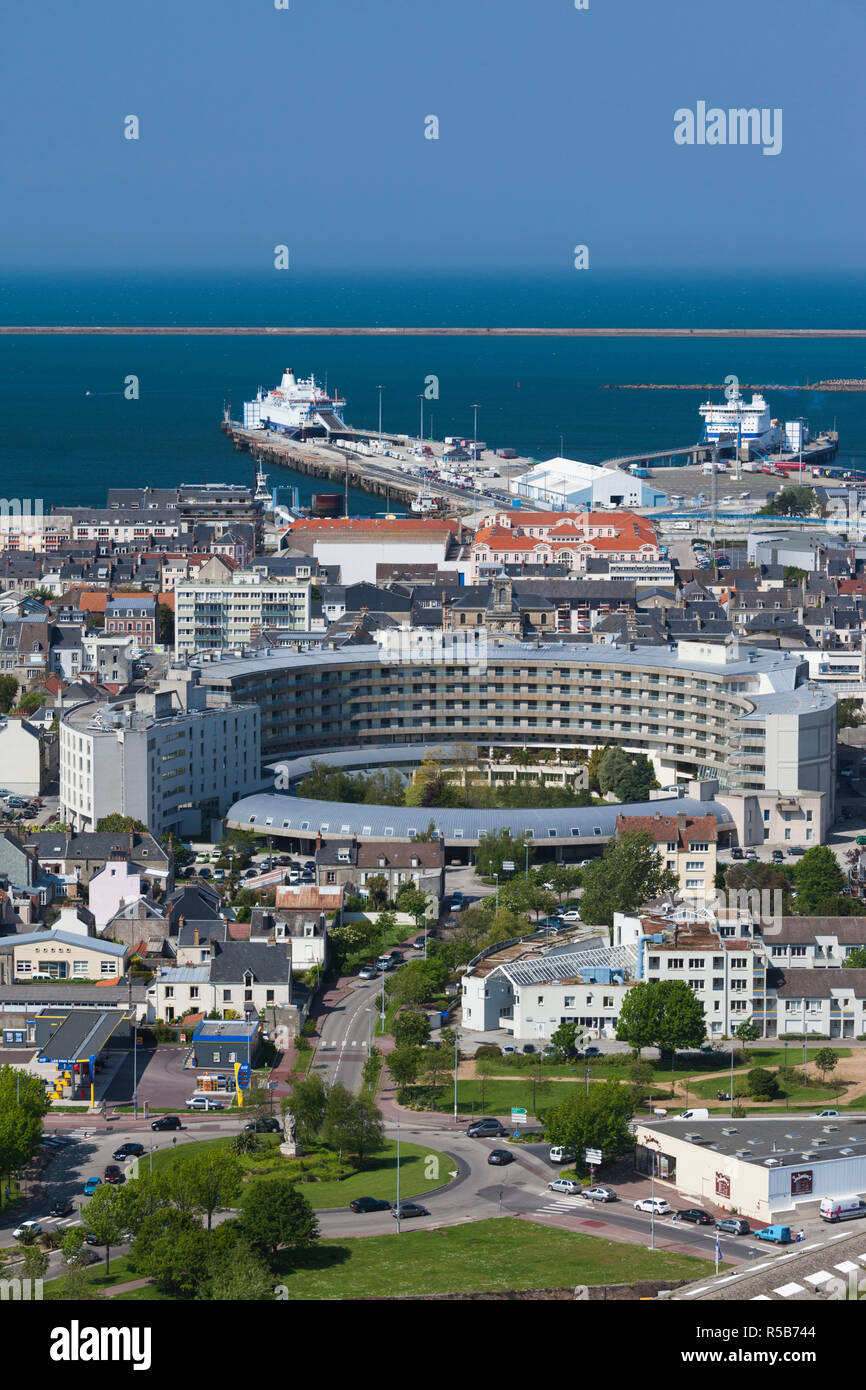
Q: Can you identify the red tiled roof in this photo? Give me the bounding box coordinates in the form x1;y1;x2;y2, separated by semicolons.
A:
616;813;718;847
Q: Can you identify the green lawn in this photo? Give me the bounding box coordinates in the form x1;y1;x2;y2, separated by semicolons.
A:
44;1254;139;1299
267;1218;714;1299
688;1074;848;1107
150;1135;452;1208
67;1217;716;1303
409;1077;587;1117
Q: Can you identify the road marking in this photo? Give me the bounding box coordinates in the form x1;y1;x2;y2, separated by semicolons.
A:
774;1282;805;1297
685;1286;711;1296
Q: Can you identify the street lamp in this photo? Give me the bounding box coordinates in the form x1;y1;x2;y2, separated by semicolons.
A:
645;1135;661;1251
377;384;384;441
471;404;479;458
419;395;425;444
452;1026;460;1120
494;872;499;913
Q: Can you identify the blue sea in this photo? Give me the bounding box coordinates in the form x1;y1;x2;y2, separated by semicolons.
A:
3;270;866;511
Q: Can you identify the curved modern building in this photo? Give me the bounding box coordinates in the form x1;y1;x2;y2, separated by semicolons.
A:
196;634;836;850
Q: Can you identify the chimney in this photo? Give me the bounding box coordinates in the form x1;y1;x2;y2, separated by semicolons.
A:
316;831;322;851
194;925;199;946
178;914;185;928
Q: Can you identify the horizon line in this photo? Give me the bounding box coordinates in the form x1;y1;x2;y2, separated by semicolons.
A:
3;326;866;338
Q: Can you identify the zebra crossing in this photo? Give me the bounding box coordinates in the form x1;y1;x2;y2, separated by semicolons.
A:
536;1195;583;1216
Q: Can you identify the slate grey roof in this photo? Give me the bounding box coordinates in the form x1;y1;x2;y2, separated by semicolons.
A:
209;940;292;984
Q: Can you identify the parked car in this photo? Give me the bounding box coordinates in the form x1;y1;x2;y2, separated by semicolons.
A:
547;1178;581;1195
583;1046;601;1058
730;847;744;860
103;1164;124;1184
82;1177;102;1196
634;1197;672;1215
813;1109;840;1118
549;1146;577;1164
787;846;807;856
411;935;429;951
677;1208;714;1225
151;1116;182;1131
112;1142;145;1161
487;1149;514;1166
560;910;582;923
716;1217;751;1235
243;1118;281;1133
358;964;378;980
84;1233;103;1246
349;1196;392;1213
49;1199;75;1218
771;850;784;863
744;850;758;861
391;1202;430;1219
521;1044;536;1054
12;1220;42;1239
186;1095;224;1111
581;1185;617;1203
450;891;463;911
466;1118;505;1138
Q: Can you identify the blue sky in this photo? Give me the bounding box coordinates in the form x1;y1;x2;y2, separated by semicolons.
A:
1;0;863;273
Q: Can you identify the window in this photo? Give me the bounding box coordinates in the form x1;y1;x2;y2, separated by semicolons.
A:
667;957;683;969
165;986;174;999
688;958;705;969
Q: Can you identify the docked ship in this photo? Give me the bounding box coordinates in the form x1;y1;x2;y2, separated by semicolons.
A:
243;368;348;437
699;385;781;451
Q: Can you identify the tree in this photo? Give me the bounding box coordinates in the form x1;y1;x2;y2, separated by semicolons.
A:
392;1010;431;1048
0;676;18;713
386;956;449;1008
475;828;533;878
388;1045;424;1088
585;743;613;794
96;814;148;832
81;1181;128;1274
208;1237;276;1301
616;980;705;1057
598;746;633;796
157;602;175;646
286;1073;328;1145
60;1226;89;1269
20;1242;48;1282
323;1084;385;1166
815;1047;840;1084
420;1046;450;1108
396;885;432;928
115;1173;173;1234
239;1179;319;1261
747;1066;780;1100
626;1057;655;1111
364;875;389;909
843;946;866;969
131;1209;211;1298
792;846;846;914
735;1016;761;1060
579;831;678;929
550;1019;581;1061
837;698;866;730
759;485;818;517
180;1148;244;1232
542;1081;634;1160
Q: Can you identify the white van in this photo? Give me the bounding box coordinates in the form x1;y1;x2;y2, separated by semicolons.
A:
549;1146;577;1164
673;521;691;531
677;1109;709;1121
819;1195;866;1223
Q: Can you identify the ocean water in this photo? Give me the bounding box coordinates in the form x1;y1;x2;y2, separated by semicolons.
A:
2;270;866;511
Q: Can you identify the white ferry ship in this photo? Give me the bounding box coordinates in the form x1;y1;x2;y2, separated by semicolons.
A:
243;368;348;436
699;385;780;450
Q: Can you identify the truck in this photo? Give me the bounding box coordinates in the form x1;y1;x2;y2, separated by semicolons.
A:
754;1224;793;1244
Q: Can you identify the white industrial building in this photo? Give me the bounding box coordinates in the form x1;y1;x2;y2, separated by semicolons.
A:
634;1115;866;1222
508;456;667;511
59;671;261;839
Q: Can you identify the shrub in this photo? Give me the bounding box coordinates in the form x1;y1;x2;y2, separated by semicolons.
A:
295;1035;311;1053
475;1044;502;1059
300;1019;317;1038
